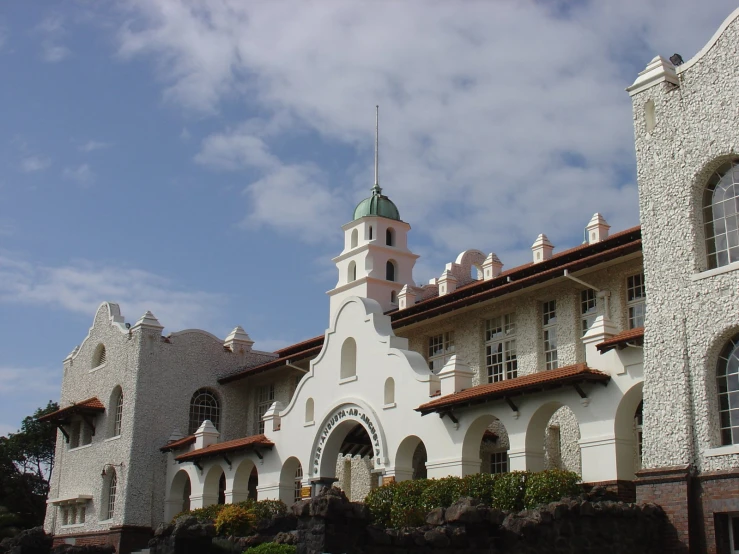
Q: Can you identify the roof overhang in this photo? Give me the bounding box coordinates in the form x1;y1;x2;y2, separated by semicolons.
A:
416;364;610;416
175;435;275;465
596;327;645;353
47;494;93;506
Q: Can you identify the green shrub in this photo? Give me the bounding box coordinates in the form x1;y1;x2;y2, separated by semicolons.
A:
420;476;463;511
460;472;498;506
172;503;226;523
243;543;296;554
388;479;431;528
492;471;529;512
523;469;580;509
365;482;397;528
215;504;254;537
249;499;288;522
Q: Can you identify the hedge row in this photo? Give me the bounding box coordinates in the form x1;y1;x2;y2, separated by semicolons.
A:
365;470;580;528
173;499;287;537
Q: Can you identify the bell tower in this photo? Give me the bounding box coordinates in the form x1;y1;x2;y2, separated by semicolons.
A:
328;107;419;319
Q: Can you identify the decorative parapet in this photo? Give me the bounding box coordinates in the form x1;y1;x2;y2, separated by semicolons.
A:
437;355;474;396
586;213;610;244
132;310;164;332
482;253;503;280
531;234;554;263
194;420;219;450
626;55;678;97
438;269;458;296
224;326;254;353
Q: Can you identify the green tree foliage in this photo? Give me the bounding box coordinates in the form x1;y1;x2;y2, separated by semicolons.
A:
0;401;59;531
243;544;296;554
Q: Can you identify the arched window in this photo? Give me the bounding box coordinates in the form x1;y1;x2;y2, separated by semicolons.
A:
390;290;397;304
348;261;357;283
340;338;357;379
386;228;394;246
350;229;358;249
110;387;123;437
704;160;739;269
717;335;739;445
104;470;117;520
368;226;373;240
188;389;220;435
305;398;314;423
93;344;107;368
384;377;395;405
386;260;396;282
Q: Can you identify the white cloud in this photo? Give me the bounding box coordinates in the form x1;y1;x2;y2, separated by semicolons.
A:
0;366;60;396
63;163;95;186
116;1;735;262
37;15;71;63
0;253;225;332
78;140;111;152
21;155;51;172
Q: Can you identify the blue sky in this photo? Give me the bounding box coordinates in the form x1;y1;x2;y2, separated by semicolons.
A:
0;0;735;435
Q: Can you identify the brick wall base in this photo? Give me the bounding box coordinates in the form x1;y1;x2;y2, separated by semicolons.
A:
635;465;691;554
694;469;739;554
582;479;637;503
51;525;152;554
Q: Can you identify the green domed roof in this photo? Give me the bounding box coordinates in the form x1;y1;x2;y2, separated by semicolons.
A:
353;184;401;221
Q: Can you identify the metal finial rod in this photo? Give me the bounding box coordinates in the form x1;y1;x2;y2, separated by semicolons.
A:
374;105;380;193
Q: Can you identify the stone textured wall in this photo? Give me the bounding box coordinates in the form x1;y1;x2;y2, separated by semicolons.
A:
630;11;739;473
334;455;375;502
43;303;286;536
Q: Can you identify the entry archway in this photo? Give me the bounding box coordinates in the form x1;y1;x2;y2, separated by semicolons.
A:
279;457;304;505
202;464;226;507
462;414;510;475
394;435;428;482
231;459;257;503
614;381;644;479
526;402;581;474
165;469;192;521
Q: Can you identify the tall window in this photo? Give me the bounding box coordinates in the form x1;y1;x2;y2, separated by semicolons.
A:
717;335;739;445
93;344;107;368
340;338;357;379
113;390;123;437
255;384;275;434
106;470;117;520
386;260;396;282
428;332;455;372
294;465;303;502
704;159;739;269
627;273;646;329
348;261;357;283
490;451;509;474
386;228;394;246
581;289;597;336
543;300;558;370
486;314;517;382
188;389;220;435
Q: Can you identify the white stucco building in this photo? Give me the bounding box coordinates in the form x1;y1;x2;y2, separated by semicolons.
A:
41;9;739;554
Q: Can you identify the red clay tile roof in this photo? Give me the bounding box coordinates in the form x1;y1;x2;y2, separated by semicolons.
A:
160;435;196;452
596;327;644;353
416;364;610;415
37;397;106;423
175;434;274;462
220;226;642;385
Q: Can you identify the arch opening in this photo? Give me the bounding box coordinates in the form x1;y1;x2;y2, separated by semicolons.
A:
232;459;257;503
394;435;428;482
462;415;510;475
108;386;123;437
384;377;395;405
305;397;315;423
166;470;192;520
280;457;304;505
386;228;395;246
526;402;581;476
614;381;644;479
386;260;396;282
202;465;226;507
334;422;376;501
348;261;357;283
350;229;358;249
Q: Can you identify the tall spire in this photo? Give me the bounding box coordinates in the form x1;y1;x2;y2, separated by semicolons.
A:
372;105;382;195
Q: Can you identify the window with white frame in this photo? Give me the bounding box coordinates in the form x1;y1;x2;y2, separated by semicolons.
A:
703;159;739;269
294;465;303;502
490;451;509;474
255;384;275;434
188;389;220;435
485;314;517;382
717;335;739;446
580;289;597;336
61;507;69;526
106;470;117;520
428;332;455;372
542;300;558;370
113;390;123;437
627;273;646;329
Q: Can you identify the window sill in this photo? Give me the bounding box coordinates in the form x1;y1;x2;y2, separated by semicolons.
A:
691;261;739;281
61;524;85;529
104;435;122;443
68;444;93;452
339;376;358;385
383;403;396;410
88;362;108;374
98;519;113;525
705;444;739;457
304;420;315;427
